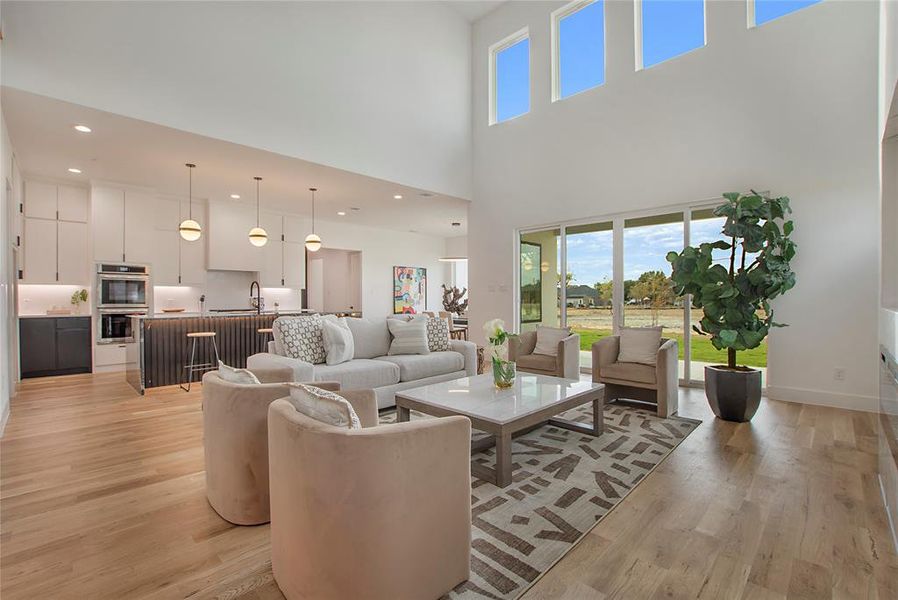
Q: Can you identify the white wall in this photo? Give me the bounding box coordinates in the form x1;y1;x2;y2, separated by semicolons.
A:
0;1;473;199
314;219;452;318
470;0;881;411
0;109;20;433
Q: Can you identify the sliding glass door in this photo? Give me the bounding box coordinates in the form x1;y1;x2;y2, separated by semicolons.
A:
564;222;614;368
519;229;561;333
623;213;685;378
517;203;766;385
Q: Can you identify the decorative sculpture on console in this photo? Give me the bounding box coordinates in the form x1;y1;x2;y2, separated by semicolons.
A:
441;285;468;317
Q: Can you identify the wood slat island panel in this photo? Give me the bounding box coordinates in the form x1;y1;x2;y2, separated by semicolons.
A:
132;314;293;390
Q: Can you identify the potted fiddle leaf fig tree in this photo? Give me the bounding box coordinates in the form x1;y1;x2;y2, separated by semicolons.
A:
666;191;796;422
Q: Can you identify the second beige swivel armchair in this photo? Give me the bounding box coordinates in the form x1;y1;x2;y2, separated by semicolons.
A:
268;394;472;600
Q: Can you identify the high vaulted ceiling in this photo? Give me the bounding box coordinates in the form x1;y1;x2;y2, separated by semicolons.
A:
2;88;469;237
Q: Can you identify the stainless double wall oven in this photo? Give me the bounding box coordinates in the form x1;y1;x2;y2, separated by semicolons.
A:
97;264;149;344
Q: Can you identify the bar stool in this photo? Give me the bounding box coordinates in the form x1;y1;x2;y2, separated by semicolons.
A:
181;331;220;392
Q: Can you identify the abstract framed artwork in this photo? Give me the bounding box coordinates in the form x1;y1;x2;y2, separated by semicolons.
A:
393;266;427;314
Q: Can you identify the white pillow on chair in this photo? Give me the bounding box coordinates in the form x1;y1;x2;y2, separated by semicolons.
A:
533;326;571;357
618;327;662;365
217;361;261;385
286;383;361;429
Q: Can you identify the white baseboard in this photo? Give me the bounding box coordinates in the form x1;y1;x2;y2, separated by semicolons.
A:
0;404;9;439
766;385;878;412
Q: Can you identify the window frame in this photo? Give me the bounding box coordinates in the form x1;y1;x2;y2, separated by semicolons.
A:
635;0;708;71
551;0;606;103
489;27;531;126
748;0;822;29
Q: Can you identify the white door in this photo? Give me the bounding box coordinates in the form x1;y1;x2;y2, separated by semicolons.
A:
124;191;157;264
283;241;305;289
57;221;89;284
92;187;125;262
57;186;89;223
24;181;57;220
23;218;57;283
152;230;180;285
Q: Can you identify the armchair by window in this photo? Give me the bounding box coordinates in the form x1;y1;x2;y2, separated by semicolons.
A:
591;335;678;417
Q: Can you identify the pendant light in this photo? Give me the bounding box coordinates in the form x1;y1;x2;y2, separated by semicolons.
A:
248;176;268;247
305;187;322;252
179;163;202;241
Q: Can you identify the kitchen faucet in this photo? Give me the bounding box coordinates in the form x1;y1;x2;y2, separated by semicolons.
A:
250;281;262;314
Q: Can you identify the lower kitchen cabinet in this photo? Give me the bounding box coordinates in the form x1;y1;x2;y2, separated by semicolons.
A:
20;316;92;378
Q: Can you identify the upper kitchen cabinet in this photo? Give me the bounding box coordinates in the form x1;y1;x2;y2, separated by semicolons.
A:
22;180;89;284
283;214;311;244
24;181;88;222
123;191;157;264
92;186;158;265
154;196;182;231
207;202;264;271
153;199;206;286
92;186;125;262
259;211;284;287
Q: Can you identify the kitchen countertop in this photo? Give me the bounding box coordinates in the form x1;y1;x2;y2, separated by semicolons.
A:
137;310;313;320
19;313;91;319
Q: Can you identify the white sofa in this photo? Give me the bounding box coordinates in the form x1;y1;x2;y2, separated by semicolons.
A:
247;316;477;409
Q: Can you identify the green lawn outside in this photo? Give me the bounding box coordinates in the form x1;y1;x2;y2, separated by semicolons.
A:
573;328;767;368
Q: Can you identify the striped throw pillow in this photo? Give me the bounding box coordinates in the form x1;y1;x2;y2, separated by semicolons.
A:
386;317;430;356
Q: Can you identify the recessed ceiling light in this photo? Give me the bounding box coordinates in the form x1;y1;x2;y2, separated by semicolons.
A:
67;168;82;174
337;211;346;216
230;194;240;199
73;125;92;133
350;207;361;212
393;194;403;200
451;222;461;227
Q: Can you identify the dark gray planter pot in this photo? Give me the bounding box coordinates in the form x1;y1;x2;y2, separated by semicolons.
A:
704;366;762;422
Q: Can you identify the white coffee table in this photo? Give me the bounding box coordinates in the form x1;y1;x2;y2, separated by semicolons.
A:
395;373;604;487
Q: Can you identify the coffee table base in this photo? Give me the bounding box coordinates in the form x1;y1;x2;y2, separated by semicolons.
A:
396;396;603;488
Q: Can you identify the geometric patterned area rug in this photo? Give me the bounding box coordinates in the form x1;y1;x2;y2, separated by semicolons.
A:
382;402;700;600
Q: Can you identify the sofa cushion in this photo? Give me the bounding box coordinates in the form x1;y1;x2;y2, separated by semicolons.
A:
376;352;464;382
618;326;662;366
516;353;558;374
387;318;430;356
322;318;354;366
313;359;400;389
601;361;657;385
286;383;361;429
345;318;391;359
425;316;451;352
273;315;326;364
533;326;571;357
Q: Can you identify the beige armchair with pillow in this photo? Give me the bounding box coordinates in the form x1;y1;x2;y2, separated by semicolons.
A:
509;326;581;380
268;396;472;600
591;327;678;418
202;369;378;525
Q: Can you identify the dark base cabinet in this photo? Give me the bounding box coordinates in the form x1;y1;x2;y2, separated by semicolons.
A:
20;317;92;378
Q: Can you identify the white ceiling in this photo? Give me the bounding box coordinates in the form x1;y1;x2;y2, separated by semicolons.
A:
2;88;469;237
443;0;506;22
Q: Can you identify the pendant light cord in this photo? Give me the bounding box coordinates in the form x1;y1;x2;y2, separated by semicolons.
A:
310;188;316;234
255;177;262;226
186;163;195;220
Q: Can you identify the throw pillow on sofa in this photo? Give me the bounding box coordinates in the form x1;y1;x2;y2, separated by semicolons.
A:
321;318;354;365
273;315;327;364
618;326;662;365
345;318;392;359
426;316;451;352
533;326;571;357
217;360;260;384
286;383;361;429
386;317;430;356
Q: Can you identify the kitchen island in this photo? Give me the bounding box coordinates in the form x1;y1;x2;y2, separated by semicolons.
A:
127;311;309;394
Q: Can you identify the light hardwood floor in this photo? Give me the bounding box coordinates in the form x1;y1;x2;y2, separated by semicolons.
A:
1;373;896;599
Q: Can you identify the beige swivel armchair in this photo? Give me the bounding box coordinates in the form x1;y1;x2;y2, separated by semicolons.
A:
268;396;472;600
509;329;581;380
202;369;378;525
591;336;678;417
